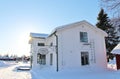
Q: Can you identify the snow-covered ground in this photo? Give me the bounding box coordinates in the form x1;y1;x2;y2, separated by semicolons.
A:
31;58;120;79
31;66;120;79
0;59;120;79
0;61;31;79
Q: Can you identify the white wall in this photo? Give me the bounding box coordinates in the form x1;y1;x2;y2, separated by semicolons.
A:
56;23;107;69
94;33;107;68
46;36;57;69
31;38;46;67
30;21;107;70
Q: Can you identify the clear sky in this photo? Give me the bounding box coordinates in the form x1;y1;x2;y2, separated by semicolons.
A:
0;0;100;56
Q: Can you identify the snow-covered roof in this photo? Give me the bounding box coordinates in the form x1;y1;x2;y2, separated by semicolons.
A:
111;43;120;54
50;20;107;37
30;20;107;38
30;32;49;38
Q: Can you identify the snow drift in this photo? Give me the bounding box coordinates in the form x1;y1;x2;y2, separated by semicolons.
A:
0;61;9;67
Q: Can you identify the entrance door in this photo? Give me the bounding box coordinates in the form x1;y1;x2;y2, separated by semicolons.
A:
37;53;46;65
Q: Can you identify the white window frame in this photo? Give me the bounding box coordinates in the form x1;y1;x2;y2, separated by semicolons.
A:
80;32;88;42
81;52;89;66
37;53;46;65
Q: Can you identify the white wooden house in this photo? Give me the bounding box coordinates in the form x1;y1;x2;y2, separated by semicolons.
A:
29;20;107;71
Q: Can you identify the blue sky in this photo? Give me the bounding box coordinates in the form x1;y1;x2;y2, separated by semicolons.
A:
0;0;100;56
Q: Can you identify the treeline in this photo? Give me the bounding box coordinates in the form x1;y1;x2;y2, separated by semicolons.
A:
0;54;30;61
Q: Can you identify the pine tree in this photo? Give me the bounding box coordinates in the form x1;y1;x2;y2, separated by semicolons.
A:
96;8;120;60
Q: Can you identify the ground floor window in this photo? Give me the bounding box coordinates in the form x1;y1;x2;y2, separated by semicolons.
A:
50;53;53;65
37;53;46;65
30;55;33;68
81;52;89;65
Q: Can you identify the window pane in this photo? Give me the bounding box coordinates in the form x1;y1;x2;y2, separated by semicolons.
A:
37;53;46;65
37;54;40;63
81;52;89;65
38;43;45;46
50;42;53;46
50;54;53;65
80;32;88;42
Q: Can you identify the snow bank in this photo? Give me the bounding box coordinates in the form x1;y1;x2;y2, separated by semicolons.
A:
0;62;31;79
0;61;9;67
0;61;17;68
109;58;116;64
31;66;113;79
108;58;117;70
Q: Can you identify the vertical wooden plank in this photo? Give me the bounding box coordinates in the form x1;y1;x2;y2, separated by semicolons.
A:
116;54;120;70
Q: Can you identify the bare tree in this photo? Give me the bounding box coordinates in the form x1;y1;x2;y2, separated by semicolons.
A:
101;0;120;36
101;0;120;17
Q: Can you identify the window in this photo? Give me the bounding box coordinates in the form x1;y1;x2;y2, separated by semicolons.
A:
80;32;88;42
81;52;89;65
50;42;53;46
38;43;45;46
37;53;46;65
50;53;53;65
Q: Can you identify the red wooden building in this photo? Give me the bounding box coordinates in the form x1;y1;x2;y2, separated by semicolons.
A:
111;43;120;70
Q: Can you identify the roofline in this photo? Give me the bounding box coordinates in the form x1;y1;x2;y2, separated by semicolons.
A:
31;37;46;39
79;20;108;37
30;32;49;38
49;20;86;37
49;20;108;37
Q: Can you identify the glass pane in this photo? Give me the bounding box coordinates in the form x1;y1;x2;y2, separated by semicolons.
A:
37;54;46;65
80;32;88;42
81;52;89;65
38;43;45;46
50;54;53;65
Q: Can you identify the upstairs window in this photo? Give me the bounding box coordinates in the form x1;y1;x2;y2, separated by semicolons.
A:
80;32;88;42
38;43;45;46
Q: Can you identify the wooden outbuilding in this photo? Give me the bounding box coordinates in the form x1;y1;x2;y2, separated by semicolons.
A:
111;43;120;70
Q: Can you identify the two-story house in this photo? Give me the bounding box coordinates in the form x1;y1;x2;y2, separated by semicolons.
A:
29;20;107;71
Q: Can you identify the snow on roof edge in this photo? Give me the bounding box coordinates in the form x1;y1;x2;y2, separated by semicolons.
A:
49;20;108;37
30;20;108;38
111;43;120;54
49;20;87;36
30;32;49;38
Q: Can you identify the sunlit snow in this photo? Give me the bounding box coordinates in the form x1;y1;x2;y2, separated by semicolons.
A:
0;60;120;79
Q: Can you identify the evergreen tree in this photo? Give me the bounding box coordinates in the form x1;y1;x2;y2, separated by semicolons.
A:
96;8;120;60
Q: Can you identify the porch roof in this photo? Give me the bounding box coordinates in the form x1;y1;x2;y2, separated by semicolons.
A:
30;32;49;38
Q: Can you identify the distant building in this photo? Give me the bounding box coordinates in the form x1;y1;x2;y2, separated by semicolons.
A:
29;20;107;71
